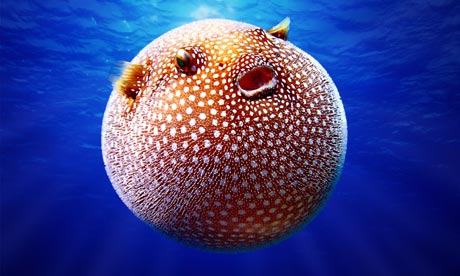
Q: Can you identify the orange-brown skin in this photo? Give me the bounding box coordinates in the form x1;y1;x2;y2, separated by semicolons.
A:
102;19;347;251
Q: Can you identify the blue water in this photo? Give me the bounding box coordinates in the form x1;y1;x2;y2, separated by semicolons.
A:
1;0;459;275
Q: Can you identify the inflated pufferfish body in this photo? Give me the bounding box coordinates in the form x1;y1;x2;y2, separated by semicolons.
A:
102;18;347;251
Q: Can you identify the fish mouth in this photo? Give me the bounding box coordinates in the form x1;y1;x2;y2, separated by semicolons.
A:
237;65;278;99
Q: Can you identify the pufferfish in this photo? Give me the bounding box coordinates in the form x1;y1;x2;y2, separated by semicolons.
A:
102;18;347;251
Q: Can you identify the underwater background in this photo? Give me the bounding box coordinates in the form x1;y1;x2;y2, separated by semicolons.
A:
1;0;459;275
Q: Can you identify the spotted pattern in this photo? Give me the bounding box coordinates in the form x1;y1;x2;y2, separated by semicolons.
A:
102;19;347;251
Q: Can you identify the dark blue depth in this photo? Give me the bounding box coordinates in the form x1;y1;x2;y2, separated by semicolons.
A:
1;1;459;276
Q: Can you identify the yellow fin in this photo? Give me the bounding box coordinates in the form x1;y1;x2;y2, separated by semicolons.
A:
267;17;290;40
113;62;147;100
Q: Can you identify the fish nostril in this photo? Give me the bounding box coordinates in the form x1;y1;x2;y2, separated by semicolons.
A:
237;65;277;98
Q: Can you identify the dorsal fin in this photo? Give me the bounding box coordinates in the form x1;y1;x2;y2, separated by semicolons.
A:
267;17;290;40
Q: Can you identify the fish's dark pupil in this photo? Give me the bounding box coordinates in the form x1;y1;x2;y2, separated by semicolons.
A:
177;57;186;67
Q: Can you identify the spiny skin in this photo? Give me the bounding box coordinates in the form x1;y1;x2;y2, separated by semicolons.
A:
102;19;347;251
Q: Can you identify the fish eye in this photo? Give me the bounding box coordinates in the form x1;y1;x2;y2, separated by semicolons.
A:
175;48;197;74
